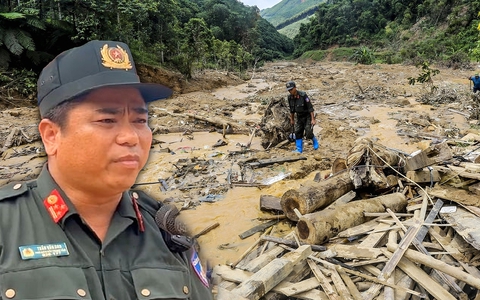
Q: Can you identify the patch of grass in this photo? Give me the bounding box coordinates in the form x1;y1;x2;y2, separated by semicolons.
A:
375;51;403;64
331;48;355;61
299;50;326;61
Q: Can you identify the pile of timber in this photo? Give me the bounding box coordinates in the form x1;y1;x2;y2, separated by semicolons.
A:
211;138;480;300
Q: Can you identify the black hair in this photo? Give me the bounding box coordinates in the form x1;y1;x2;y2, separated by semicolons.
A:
42;97;84;130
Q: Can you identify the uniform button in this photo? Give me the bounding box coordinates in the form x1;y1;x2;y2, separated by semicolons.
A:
183;286;189;294
13;184;21;190
132;192;139;199
5;289;15;298
141;289;150;297
76;289;86;297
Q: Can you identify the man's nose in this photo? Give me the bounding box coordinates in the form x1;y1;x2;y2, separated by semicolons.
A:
116;122;139;146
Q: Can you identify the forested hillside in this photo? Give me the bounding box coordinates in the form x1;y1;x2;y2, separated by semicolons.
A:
4;0;480;102
0;0;293;99
293;0;480;67
261;0;324;28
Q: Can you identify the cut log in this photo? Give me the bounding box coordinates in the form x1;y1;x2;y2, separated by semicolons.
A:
281;171;354;221
296;193;407;244
404;141;452;171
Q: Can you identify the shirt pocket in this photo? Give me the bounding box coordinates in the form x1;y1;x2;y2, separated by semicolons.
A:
0;266;92;299
131;268;189;300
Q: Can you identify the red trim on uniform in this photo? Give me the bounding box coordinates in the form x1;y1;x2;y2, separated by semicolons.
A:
43;189;69;223
131;196;145;232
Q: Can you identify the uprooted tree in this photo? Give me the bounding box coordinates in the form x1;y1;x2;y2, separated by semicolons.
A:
258;98;292;149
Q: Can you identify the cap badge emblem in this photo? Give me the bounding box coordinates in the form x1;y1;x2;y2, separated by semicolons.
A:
100;44;132;70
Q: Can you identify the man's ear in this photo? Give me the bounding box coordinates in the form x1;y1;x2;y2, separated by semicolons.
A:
38;119;60;156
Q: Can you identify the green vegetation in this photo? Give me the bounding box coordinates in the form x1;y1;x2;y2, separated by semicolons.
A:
261;0;325;28
299;50;326;61
292;0;480;67
350;46;375;65
408;62;440;94
278;16;314;40
0;0;294;98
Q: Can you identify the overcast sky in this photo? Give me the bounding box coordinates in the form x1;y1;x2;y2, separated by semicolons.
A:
239;0;282;10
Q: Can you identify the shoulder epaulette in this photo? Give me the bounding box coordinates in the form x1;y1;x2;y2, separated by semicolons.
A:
0;182;29;201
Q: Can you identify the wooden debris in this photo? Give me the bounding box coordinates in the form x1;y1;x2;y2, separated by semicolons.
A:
192;222;219;239
404;141;452;171
296;193;407;244
224;245;312;300
241;156;307;168
259;195;283;213
428;184;480;207
260;235;326;252
406;169;441;183
281;170;354;221
213;137;480;300
238;220;279;239
440;207;480;250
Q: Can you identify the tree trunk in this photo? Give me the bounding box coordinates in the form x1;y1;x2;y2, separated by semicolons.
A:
296;193;407;245
280;170;354;221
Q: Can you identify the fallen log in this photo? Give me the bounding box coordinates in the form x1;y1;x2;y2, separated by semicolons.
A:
296;193;407;244
281;170;354;221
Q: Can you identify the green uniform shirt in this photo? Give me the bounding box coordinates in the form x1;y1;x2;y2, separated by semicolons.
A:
0;166;213;300
288;91;314;117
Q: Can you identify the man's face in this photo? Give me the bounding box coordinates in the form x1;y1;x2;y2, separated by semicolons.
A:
41;87;152;196
288;87;296;95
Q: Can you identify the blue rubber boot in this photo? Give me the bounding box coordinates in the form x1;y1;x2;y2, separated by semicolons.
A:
312;137;319;150
295;139;303;153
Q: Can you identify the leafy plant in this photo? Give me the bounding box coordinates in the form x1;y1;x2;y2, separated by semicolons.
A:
408;62;440;94
350;46;375;65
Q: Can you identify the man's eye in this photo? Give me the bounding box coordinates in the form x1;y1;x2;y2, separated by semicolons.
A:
100;119;116;124
135;118;147;124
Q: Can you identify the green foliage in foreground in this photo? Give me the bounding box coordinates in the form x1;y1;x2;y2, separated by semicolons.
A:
408;62;440;94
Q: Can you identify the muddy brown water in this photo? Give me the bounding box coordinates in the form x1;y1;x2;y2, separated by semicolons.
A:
1;61;478;268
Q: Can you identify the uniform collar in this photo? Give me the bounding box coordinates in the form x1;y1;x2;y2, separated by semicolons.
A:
35;164;138;228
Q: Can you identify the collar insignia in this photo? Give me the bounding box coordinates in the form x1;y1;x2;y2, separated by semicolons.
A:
100;44;132;70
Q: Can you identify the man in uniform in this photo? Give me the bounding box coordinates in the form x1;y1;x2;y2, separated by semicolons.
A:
0;40;212;300
468;73;480;93
286;81;319;153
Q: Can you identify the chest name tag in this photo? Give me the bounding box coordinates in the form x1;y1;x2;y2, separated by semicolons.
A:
19;242;69;260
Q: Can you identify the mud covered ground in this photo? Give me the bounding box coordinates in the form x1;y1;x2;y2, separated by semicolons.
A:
1;60;480;266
